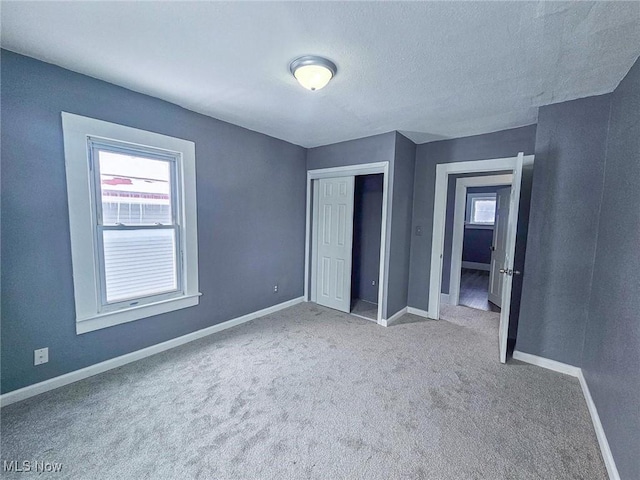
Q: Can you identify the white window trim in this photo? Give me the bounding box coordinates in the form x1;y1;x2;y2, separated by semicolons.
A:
466;192;497;228
62;112;200;335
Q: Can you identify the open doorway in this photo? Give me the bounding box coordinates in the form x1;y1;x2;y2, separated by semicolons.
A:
442;174;513;313
351;174;383;321
448;179;513;313
455;185;510;312
429;154;533;363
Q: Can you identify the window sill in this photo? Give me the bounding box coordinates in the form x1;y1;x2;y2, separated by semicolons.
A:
76;293;202;335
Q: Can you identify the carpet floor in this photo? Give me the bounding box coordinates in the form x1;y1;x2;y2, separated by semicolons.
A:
350;298;378;321
1;303;606;479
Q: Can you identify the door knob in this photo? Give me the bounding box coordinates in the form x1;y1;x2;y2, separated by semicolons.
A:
499;268;521;276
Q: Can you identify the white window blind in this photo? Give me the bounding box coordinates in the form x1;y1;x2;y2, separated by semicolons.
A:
102;229;177;302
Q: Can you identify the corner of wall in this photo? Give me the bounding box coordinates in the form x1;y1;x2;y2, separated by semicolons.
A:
304;144;311;171
515;94;611;366
579;95;613;369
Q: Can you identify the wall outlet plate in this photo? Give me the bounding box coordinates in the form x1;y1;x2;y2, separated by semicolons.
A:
273;284;278;293
34;347;49;366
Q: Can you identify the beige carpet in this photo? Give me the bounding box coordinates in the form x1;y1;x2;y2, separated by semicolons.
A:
1;303;606;479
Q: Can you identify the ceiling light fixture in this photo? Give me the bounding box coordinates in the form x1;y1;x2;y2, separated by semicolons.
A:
290;55;337;91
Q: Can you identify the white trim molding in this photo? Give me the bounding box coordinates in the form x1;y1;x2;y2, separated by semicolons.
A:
305;162;390;323
0;297;304;408
513;350;620;480
577;371;621;480
407;307;431;318
378;307;407;327
440;293;450;305
512;350;580;377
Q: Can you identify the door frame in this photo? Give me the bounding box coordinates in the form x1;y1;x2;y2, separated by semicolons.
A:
305;162;390;324
487;186;512;308
428;154;534;319
449;174;513;306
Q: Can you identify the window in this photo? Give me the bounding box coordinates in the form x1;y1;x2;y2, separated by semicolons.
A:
466;193;497;227
62;113;200;334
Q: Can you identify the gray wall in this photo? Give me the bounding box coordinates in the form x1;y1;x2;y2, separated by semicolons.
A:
517;58;640;479
582;58;640;480
0;50;307;394
386;133;416;317
515;94;611;366
408;125;537;314
352;175;383;304
306;132;396;171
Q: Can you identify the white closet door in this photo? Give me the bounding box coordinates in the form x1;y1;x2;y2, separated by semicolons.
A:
316;176;355;313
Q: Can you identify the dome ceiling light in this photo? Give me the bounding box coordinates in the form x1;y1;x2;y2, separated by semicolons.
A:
289;55;337;91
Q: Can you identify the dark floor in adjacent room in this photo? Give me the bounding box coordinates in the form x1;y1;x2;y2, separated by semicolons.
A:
459;268;501;312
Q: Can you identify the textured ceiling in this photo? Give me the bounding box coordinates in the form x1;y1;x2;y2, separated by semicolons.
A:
2;1;639;147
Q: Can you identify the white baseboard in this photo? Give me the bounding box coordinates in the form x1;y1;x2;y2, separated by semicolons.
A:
462;261;490;272
440;293;450;305
577;371;620;480
512;350;619;480
0;296;305;408
407;307;431;318
378;307;407;327
512;350;581;377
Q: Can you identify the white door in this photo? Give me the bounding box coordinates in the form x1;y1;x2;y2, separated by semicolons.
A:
316;176;355;313
498;153;524;363
488;187;511;307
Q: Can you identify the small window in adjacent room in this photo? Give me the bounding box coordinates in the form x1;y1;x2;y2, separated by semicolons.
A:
466;193;497;226
62;113;200;334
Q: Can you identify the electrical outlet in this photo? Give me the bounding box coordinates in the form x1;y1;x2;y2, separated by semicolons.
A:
273;284;278;293
371;280;376;286
34;347;49;366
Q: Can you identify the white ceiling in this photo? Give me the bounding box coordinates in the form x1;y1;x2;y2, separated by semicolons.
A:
2;1;639;147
